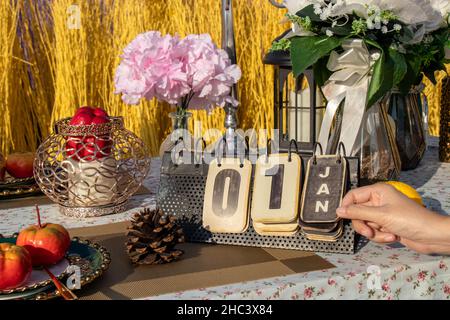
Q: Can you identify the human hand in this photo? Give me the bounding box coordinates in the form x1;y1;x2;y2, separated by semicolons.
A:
336;183;450;255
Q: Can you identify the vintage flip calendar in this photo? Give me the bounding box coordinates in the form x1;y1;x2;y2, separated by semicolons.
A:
157;141;359;254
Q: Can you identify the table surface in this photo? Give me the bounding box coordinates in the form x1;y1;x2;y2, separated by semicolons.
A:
1;146;449;300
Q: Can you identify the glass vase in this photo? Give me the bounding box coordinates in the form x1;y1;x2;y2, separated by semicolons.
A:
159;111;193;157
387;87;427;170
351;101;402;184
169;111;193;131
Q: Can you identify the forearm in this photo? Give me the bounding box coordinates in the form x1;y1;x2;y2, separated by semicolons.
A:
439;215;450;244
402;214;450;255
428;212;450;245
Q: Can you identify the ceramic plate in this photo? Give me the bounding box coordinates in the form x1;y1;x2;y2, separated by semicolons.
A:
0;237;111;300
0;238;69;296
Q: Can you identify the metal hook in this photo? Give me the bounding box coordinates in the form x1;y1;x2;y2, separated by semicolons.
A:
264;139;273;163
244;136;250;153
288;140;298;162
312;143;323;165
194;138;206;167
216;137;227;166
313;143;324;156
216;137;246;167
336;142;346;164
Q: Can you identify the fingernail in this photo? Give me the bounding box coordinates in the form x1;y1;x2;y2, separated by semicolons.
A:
336;207;347;217
384;234;396;242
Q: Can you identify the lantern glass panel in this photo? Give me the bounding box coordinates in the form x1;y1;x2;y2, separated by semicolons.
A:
279;71;326;147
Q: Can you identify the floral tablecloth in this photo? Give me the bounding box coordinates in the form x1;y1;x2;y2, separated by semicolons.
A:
149;245;450;300
1;146;449;300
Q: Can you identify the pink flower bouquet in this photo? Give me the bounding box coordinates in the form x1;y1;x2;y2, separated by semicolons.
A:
115;32;241;114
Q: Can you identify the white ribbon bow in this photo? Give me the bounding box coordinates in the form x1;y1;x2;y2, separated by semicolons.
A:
318;39;380;154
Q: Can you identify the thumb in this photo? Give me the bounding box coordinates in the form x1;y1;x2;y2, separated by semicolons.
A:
337;204;385;225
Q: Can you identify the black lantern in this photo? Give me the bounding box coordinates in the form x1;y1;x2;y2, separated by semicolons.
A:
263;32;326;155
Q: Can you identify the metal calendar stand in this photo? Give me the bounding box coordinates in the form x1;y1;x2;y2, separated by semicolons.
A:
157;150;359;255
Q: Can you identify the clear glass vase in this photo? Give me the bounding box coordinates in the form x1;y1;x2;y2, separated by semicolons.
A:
169;111;193;131
351;102;402;184
387;87;426;170
159;111;193;157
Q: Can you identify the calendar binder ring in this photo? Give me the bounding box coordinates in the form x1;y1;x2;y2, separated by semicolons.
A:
264;138;273;163
194;138;207;166
336;142;347;164
244;136;250;153
172;133;190;168
216;137;246;167
288;139;298;162
216;137;227;166
312;142;324;165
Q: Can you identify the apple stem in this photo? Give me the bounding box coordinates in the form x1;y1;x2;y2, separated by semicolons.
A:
35;204;42;228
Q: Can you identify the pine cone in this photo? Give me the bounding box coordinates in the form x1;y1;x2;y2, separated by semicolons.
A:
126;208;185;265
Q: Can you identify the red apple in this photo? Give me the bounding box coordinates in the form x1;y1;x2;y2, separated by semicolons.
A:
69;112;94;126
93;108;108;117
68;109;93;161
79;137;96;161
67;107;112;161
0;243;32;290
16;207;71;267
81;136;112;160
66;139;83;161
0;153;5;181
66;139;79;153
66;107;111;161
6;152;35;179
75;106;95;115
91;116;109;125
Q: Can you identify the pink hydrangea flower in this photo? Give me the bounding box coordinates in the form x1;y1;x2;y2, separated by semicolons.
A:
115;31;241;111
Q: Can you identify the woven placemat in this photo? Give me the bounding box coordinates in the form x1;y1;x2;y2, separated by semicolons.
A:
69;222;335;300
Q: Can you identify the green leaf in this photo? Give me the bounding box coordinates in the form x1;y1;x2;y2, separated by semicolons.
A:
290;36;343;77
364;38;382;50
398;25;414;43
366;50;395;108
398;55;422;94
313;56;332;87
388;49;407;86
330;25;353;36
296;4;321;22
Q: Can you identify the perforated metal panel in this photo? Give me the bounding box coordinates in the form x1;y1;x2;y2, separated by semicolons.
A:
158;152;358;254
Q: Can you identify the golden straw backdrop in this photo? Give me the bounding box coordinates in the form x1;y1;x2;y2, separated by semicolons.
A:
0;0;447;156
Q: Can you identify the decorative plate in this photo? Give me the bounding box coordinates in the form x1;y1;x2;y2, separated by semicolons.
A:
0;176;41;200
0;257;69;296
0;285;52;301
0;237;111;300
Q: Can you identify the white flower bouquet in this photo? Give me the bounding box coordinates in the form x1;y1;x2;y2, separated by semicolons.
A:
272;0;449;107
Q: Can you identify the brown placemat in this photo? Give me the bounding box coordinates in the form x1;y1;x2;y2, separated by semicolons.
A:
69;222;335;300
0;185;151;210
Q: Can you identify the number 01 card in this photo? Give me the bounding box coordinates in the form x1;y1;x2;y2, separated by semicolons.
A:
251;153;301;224
203;157;252;233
